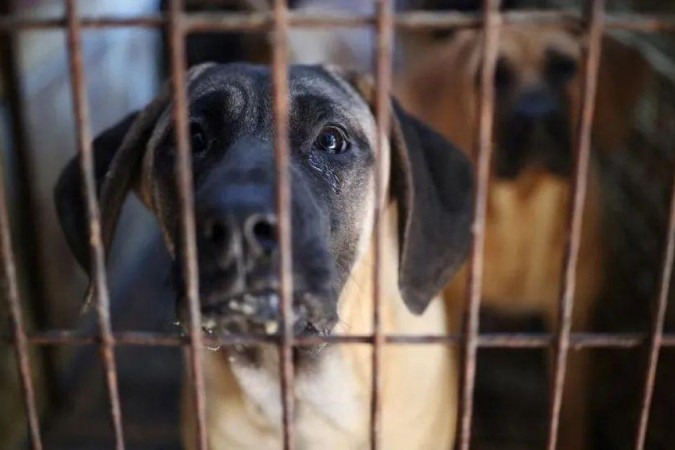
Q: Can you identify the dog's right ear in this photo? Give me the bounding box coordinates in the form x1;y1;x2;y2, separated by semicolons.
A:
593;36;650;153
323;66;475;315
55;63;217;307
54;90;169;307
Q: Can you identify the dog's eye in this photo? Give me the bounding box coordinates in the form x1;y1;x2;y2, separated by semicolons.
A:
547;52;577;82
314;126;350;154
190;123;207;155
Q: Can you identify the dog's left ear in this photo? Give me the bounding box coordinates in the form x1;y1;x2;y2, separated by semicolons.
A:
593;36;650;152
328;67;475;315
389;100;474;314
54;96;166;307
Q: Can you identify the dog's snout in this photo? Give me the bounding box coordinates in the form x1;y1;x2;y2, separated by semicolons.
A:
201;215;233;248
198;207;278;264
513;88;559;121
244;214;277;257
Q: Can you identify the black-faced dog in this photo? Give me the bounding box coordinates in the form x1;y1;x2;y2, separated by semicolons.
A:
54;63;474;449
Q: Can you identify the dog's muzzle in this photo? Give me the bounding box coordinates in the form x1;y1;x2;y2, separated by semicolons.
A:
496;87;572;179
174;157;337;343
194;202;330;335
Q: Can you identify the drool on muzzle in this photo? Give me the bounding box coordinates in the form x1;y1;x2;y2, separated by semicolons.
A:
182;140;336;338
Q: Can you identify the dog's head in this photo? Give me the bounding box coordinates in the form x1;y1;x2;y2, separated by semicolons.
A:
55;63;473;346
398;25;648;181
489;26;581;179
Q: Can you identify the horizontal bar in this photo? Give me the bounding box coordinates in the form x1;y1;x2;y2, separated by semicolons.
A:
0;11;674;32
3;331;675;348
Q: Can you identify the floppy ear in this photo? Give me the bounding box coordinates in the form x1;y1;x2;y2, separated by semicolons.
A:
55;63;216;307
328;67;475;315
55;112;137;271
389;100;474;314
593;36;650;152
54;90;169;307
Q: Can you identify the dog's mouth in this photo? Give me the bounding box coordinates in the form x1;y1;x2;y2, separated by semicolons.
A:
495;114;573;180
494;139;572;180
176;287;337;353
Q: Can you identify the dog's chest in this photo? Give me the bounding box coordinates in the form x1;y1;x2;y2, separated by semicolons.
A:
483;175;601;312
203;349;367;450
293;353;368;449
481;175;597;312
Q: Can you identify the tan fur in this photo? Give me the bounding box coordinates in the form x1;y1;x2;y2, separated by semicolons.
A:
182;195;457;450
397;24;647;450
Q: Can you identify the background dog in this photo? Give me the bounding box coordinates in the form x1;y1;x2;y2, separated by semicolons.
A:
396;24;649;449
53;63;474;449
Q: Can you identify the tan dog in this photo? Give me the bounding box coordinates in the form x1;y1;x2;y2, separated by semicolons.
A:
397;25;648;449
54;64;474;449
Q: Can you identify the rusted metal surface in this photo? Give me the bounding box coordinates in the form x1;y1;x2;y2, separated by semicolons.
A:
457;1;501;449
64;1;125;449
370;1;393;449
4;330;675;348
1;1;674;449
634;172;675;449
0;0;58;408
546;1;605;449
271;1;295;449
166;0;208;449
0;114;43;450
0;11;675;32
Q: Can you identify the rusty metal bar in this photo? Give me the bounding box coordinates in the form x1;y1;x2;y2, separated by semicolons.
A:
0;2;670;449
0;0;60;408
1;11;675;32
546;1;605;449
166;1;208;449
4;330;675;348
64;1;125;448
457;1;500;449
634;174;675;449
271;1;295;449
370;1;393;449
0;118;43;450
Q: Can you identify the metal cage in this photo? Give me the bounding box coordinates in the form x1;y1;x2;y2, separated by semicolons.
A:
1;1;675;449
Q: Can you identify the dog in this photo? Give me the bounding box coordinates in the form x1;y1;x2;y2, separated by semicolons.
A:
396;25;648;449
54;63;474;449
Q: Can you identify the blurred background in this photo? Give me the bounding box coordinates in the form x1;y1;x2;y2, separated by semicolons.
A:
1;0;674;449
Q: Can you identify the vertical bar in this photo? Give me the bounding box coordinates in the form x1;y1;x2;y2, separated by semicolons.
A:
0;139;43;450
457;1;501;449
64;1;125;449
546;1;605;449
0;0;59;407
166;1;208;449
634;175;675;449
371;1;393;449
271;1;295;449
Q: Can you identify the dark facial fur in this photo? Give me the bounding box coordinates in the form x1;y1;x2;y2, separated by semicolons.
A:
492;48;578;179
145;65;375;348
54;63;474;364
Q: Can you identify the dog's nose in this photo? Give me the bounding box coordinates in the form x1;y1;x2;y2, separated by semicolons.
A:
514;88;558;121
243;213;277;257
198;208;278;265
